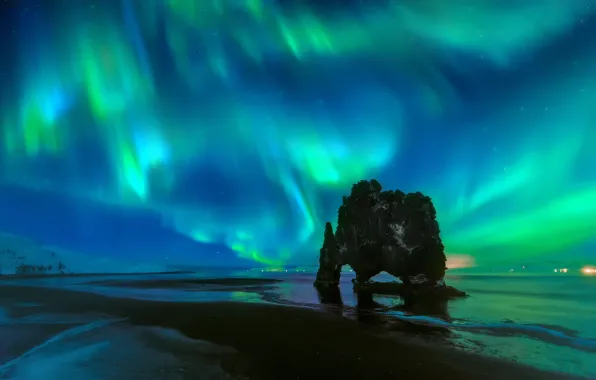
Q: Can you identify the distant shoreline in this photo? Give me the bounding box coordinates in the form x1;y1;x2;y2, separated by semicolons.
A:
0;283;586;380
0;270;195;279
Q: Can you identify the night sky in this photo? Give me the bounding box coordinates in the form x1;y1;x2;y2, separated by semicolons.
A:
0;0;595;267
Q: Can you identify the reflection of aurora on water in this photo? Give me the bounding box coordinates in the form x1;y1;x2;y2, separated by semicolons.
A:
1;0;595;266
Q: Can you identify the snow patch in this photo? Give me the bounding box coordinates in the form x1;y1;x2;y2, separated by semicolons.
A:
0;232;168;275
0;233;67;275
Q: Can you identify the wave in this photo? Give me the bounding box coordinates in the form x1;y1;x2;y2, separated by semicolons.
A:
387;312;596;352
0;318;125;377
0;319;242;379
0;307;10;325
446;274;593;281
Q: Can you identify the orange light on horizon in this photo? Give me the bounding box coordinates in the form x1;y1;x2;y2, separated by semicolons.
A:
582;266;596;275
446;254;475;269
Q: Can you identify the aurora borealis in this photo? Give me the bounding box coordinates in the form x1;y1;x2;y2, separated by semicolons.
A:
0;0;595;267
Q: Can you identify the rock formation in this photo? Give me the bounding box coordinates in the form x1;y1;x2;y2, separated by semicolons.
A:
314;222;342;286
315;179;453;292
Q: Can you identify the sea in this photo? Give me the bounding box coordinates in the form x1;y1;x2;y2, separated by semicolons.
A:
0;269;595;379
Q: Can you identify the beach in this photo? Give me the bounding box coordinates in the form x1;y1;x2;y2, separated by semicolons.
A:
0;276;589;380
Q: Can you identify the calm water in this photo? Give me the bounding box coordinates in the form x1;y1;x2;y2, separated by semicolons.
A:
1;270;595;378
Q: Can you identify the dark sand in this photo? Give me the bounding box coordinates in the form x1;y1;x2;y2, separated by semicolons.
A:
0;284;585;380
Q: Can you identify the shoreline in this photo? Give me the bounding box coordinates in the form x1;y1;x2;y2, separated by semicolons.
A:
0;284;586;380
82;277;283;288
0;270;194;279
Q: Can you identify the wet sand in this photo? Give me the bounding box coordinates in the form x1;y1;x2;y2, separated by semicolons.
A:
0;283;586;380
84;277;283;288
0;323;80;363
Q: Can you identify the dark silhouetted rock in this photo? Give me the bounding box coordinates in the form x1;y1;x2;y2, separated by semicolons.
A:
352;280;466;299
315;285;343;305
334;180;446;284
314;179;465;298
314;222;341;287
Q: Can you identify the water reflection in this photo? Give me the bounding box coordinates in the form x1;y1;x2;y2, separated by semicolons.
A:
311;281;453;332
230;291;263;303
0;270;455;327
314;286;342;305
401;296;450;321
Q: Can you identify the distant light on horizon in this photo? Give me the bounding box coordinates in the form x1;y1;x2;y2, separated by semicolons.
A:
446;254;475;269
582;266;596;275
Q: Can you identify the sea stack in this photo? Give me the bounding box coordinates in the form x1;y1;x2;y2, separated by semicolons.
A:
315;179;465;298
314;222;341;287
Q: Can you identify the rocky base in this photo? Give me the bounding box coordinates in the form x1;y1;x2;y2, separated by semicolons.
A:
313;278;339;289
314;265;341;288
352;280;467;299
